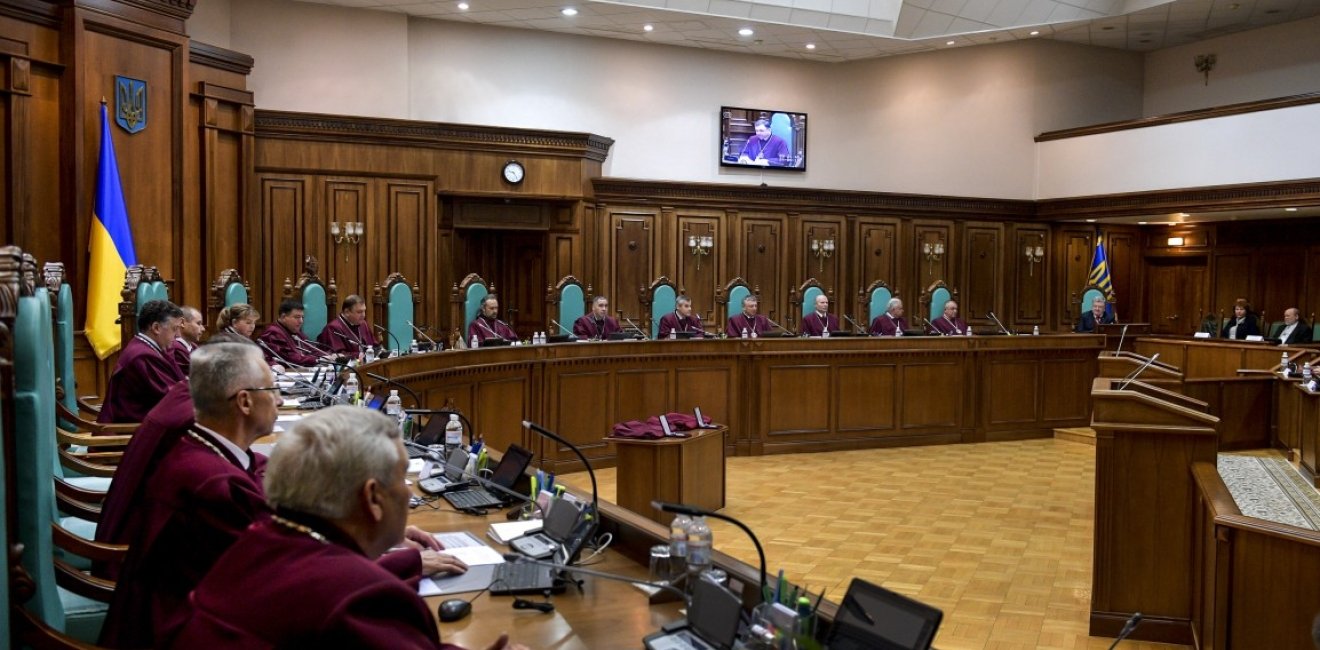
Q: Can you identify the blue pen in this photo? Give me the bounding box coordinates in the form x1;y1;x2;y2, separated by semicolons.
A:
545;473;555;492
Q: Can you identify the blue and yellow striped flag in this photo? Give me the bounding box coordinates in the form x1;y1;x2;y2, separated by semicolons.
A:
85;102;137;359
1088;236;1116;317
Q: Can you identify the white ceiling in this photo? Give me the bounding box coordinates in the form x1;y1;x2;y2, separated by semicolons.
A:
298;0;1320;61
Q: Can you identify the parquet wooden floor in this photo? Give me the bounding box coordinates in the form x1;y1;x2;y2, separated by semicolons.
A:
561;438;1190;650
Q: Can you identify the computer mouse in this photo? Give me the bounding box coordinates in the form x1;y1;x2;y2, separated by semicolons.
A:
438;598;472;623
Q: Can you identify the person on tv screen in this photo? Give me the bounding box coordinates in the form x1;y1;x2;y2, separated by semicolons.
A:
738;117;791;167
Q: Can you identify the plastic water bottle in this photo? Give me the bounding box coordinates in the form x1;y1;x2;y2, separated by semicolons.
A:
343;373;360;406
409;339;419;355
822;328;830;338
363;346;376;363
1303;363;1313;383
384;389;404;425
470;334;479;349
966;325;972;336
669;513;691;567
1032;325;1040;336
686;516;713;580
444;414;463;449
1282;351;1291;377
741;327;749;339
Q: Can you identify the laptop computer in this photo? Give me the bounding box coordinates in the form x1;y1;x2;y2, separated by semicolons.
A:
824;578;943;650
643;578;742;650
488;503;595;595
442;444;533;510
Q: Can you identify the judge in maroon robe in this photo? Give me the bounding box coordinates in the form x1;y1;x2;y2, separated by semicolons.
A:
467;295;518;344
98;300;185;424
167;306;205;376
726;295;773;338
317;294;379;358
799;294;840;337
258;298;324;367
929;300;970;335
869;298;908;337
572;296;621;339
161;407;524;650
658;296;705;338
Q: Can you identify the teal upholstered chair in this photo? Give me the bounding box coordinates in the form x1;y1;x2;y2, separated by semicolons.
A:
453;273;493;345
717;277;759;329
547;275;590;336
375;272;420;353
789;278;829;331
11;251;113;643
770;112;794;163
284;256;336;341
921;281;956;325
859;280;894;325
1080;285;1106;320
45;263;80;428
116;264;167;348
211;268;251;317
641;277;679;340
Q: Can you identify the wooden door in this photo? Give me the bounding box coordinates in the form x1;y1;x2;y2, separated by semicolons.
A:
1147;258;1208;335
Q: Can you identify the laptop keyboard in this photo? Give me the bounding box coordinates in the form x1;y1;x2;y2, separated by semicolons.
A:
489;562;557;594
444;488;503;509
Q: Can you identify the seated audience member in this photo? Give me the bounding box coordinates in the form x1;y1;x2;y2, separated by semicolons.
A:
98;300;185;424
163;406;526;650
1275;307;1312;345
800;294;839;338
318;294;378;358
1221;298;1261;340
168;306;205;375
726;295;773;338
467;295;518;344
573;295;621;340
737;118;790;167
215;303;261;339
929;300;969;336
257;298;325;367
658;296;705;338
1075;296;1116;333
870;298;908;336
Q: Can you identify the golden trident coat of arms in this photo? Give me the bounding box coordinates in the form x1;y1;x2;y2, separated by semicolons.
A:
114;75;147;134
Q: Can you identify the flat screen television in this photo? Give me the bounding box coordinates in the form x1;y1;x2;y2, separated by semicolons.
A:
719;106;807;171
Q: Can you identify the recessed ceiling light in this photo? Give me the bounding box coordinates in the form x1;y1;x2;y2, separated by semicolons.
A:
1085;219;1096;223
561;7;578;16
805;43;816;50
1137;221;1148;225
457;1;469;8
1286;207;1299;212
643;23;653;31
945;40;956;45
739;27;754;36
1029;30;1040;36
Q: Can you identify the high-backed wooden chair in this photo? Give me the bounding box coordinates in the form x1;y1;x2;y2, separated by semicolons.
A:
715;277;759;330
920;281;958;325
116;264;167;347
209;268;252;324
639;276;679;340
451;273;494;345
283;256;336;341
374;272;421;353
858;280;895;326
546;275;591;337
789;278;831;330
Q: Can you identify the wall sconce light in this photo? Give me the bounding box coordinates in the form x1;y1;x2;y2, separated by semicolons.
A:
1024;243;1044;276
688;234;714;271
1194;53;1216;86
922;240;945;275
810;237;835;273
330;221;364;262
1167;236;1185;247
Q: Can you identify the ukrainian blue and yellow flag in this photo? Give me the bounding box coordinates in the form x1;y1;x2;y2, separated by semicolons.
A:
1088;235;1116;318
85;102;137;359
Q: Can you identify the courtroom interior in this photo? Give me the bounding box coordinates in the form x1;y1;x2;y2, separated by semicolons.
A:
5;0;1320;648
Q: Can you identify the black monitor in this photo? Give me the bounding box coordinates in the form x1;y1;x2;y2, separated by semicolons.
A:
825;578;943;650
489;444;533;490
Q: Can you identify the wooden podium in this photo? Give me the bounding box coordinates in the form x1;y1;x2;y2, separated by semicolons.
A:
610;426;726;525
1090;378;1219;645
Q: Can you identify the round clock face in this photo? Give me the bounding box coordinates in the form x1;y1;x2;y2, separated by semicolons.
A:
503;161;525;184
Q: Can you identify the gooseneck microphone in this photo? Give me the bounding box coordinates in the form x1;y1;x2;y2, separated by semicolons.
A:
549;318;573;337
501;554;688;604
331;329;368;358
294;336;333;355
372;323;406;352
921;317;939;335
765;316;793;336
843;314;866;335
986;311;1013;336
1115;324;1129;355
1118;353;1160;390
651;500;767;605
258;339;309;370
1107;612;1142;650
407;320;439;350
273;367;339;407
522;421;598;538
364;371;422;408
622;317;646;339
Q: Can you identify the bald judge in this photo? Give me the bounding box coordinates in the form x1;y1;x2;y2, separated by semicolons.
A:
929;300;969;336
726;295;772;338
573;296;621;340
318;294;379;358
799;294;839;338
468;295;518;344
98;300;185;424
163;407;527;650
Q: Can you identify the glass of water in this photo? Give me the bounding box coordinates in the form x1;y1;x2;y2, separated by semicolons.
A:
649;544;673;585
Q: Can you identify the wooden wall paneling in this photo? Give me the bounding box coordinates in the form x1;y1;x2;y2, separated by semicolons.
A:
982;356;1039;428
673;366;733;435
259;175;309;320
899;361;961;429
960;221;1003;325
1010;224;1049;328
764;364;831;436
738;213;787;323
1253;246;1301;324
798;214;845;313
911;220;953;294
1307;245;1320;323
474;374;531;462
834;363;896;434
323;178;370;303
197;83;255;314
854;217;899;295
1057;226;1094;330
1104;228;1141;323
4;50;64;276
378;179;433;323
674;208;723;322
606;206;656;323
551;369;616;470
1211;252;1251;320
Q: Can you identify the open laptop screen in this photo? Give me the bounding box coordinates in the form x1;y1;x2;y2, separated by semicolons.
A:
489;444;533;489
826;578;942;650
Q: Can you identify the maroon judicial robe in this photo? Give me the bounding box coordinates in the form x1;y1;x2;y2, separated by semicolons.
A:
168;338;196;376
726;313;772;338
870;313;908;337
572;314;621;339
657;312;705;338
799;311;839;337
258;322;322;367
930;315;969;336
162;514;459;650
98;335;186;425
317;315;378;358
467;315;517;344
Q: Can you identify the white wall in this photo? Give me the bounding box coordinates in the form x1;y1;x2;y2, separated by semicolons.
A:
187;0;231;48
1143;14;1320;117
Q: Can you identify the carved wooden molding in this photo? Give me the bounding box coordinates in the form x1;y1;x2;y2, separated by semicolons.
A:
189;41;254;75
255;110;614;163
106;0;197;20
0;0;60;27
1037;92;1320;142
1037;178;1320;220
593;178;1036;219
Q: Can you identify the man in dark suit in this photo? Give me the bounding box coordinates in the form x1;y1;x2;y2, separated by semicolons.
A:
1075;296;1116;333
1275;307;1312;345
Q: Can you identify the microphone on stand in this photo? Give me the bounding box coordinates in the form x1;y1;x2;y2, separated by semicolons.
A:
500;553;688;604
407;320;439;350
258;339;309;370
295;335;334;355
331;330;371;360
986;311;1013;336
273;367;339;407
922;317;940;335
622;317;647;339
652;500;768;605
549;318;574;337
372;323;406;352
522;421;598;539
843;314;867;336
1106;612;1142;650
1118;353;1160;390
1115;324;1129;356
765;316;793;337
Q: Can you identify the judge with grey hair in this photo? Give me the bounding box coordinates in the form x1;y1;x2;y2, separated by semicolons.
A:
870;297;908;336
